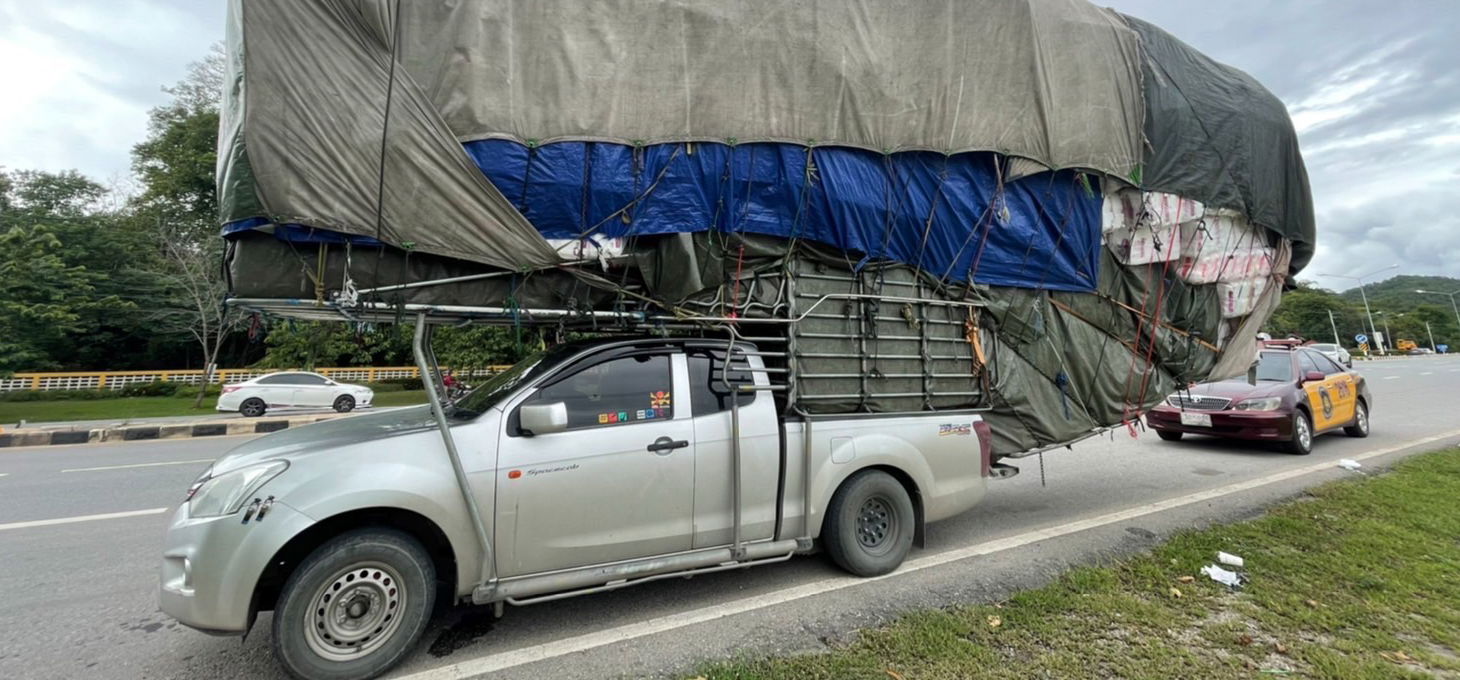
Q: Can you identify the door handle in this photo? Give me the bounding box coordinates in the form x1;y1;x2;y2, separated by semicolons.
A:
647;436;689;454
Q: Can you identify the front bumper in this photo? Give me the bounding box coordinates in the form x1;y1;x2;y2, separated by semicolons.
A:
1146;407;1294;441
159;499;314;635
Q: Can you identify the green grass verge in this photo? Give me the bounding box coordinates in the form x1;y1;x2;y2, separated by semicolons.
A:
700;448;1460;680
1;391;427;424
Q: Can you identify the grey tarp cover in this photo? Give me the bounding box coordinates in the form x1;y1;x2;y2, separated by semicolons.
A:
220;0;1144;268
1120;15;1316;274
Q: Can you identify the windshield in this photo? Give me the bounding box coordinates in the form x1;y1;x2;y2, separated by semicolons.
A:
447;345;574;419
1254;351;1294;382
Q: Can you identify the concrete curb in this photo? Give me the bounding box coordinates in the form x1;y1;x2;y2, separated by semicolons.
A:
0;414;345;448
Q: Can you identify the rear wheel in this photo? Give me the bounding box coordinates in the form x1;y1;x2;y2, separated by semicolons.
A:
272;529;435;680
823;470;916;577
1285;410;1313;455
240;398;266;418
1155;430;1183;442
1344;400;1370;438
333;395;356;413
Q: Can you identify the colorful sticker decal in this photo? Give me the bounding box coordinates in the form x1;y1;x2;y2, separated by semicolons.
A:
598;413;610;424
650;391;672;407
617;411;629;423
635;409;646;420
1319;388;1334;421
644;409;656;420
939;423;973;436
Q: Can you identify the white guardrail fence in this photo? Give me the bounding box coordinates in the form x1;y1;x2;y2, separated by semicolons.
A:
0;366;506;392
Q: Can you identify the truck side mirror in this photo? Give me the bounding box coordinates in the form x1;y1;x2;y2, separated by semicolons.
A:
1302;371;1325;384
519;402;568;436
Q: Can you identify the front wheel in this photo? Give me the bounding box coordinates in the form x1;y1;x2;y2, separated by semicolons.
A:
1285;410;1314;455
333;395;356;413
1344;400;1370;438
240;398;266;418
272;529;435;680
822;470;916;577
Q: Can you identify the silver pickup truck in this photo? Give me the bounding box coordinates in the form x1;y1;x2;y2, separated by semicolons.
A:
160;337;992;679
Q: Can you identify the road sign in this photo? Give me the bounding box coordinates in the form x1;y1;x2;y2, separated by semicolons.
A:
1354;333;1368;344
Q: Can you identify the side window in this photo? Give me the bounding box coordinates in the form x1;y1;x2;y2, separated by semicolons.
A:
1311;352;1345;376
295;374;331;385
688;351;757;416
521;354;673;431
258;374;291;385
1298;352;1322;377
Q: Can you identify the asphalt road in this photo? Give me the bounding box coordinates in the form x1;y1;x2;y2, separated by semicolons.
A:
2;357;1459;680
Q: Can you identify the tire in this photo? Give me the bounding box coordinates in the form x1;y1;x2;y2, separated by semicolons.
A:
1344;400;1370;438
240;398;267;418
272;529;436;680
1156;430;1183;442
822;470;916;577
1285;410;1314;455
333;395;356;413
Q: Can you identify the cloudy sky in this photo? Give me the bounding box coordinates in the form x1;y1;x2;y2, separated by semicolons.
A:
2;1;1457;286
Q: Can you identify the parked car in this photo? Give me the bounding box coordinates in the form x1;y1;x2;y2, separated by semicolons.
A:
1146;343;1371;455
1306;342;1351;368
217;371;374;417
162;337;993;679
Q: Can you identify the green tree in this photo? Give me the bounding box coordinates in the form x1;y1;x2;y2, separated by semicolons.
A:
256;321;412;370
0;226;119;373
1268;282;1364;345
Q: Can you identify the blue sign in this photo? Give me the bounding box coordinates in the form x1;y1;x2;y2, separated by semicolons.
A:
1439;344;1449;354
1354;333;1368;344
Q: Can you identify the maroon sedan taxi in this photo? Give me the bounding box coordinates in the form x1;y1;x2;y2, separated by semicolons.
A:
1147;342;1372;454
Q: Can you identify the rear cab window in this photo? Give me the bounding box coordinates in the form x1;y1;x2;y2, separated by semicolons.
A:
687;350;757;416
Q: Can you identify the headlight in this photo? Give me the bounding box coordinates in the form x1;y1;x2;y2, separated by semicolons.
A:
1234;397;1282;411
187;461;288;518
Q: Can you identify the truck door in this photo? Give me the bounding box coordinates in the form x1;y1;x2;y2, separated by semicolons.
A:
686;349;779;549
494;350;695;577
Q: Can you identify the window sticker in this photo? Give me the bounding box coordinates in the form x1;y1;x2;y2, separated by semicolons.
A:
650;391;671;407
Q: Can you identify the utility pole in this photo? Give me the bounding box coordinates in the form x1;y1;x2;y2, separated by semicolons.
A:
1321;264;1397;355
1426;321;1436;353
1327;308;1341;346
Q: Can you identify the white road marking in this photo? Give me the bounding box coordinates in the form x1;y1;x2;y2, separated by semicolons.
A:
1421;372;1434;376
1383;376;1400;380
0;508;168;532
61;459;214;473
0;473;8;477
397;426;1460;680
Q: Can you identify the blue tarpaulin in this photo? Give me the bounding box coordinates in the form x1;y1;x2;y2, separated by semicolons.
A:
465;140;1100;291
225;140;1101;292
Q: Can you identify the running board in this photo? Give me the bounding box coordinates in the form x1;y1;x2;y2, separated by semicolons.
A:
501;552;796;606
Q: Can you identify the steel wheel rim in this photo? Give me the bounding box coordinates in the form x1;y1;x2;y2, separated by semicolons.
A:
1356;405;1368;433
242;401;263;417
856;496;896;554
303;561;406;662
336;396;354;411
1297;416;1311;449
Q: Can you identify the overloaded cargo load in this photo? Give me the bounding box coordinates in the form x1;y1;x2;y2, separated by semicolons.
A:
218;0;1313;457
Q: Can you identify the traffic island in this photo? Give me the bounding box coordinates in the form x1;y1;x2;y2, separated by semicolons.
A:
0;413;348;448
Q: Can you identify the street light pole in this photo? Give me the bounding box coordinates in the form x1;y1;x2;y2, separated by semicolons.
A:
1327;308;1341;346
1426;321;1436;353
1415;289;1460;341
1321;264;1397;356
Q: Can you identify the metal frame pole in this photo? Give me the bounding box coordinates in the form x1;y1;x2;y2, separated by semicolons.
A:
412;314;495;589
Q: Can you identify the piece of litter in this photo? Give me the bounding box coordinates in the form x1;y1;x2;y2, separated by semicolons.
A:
1178;575;1195;583
1305;599;1321;608
1217;551;1244;567
986;615;1002;629
1338;459;1362;471
1201;564;1243;587
1168;587;1183;599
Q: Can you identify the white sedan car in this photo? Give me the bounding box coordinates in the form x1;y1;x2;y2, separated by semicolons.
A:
217;371;374;417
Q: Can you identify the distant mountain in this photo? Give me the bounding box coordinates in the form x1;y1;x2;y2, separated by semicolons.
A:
1338;275;1460;313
